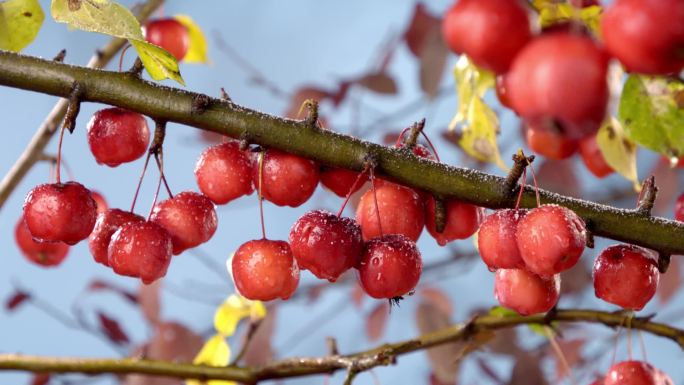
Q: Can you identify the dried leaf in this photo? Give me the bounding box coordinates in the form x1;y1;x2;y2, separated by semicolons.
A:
658;257;681;305
356;72;398;95
139;280;161;326
366;302;389;342
88;279;138;304
419;26;448;99
97;312;129;345
5;290;30;311
403;3;441;57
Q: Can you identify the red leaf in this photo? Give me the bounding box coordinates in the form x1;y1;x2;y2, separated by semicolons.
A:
658;257;681;305
536;159;582;198
403;3;442;57
243;306;277;366
365;302;389;342
650;158;681;216
550;339;585;379
560;261;592;297
97;312;130;345
351;284;365;309
139;280;161;326
329;81;351;107
30;373;50;385
88;279;138;304
355;72;398;95
5;291;30;311
419;287;454;315
415;301;461;383
508;351;548;385
419;26;448;99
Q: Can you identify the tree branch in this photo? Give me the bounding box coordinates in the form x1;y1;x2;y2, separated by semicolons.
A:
0;0;164;209
1;51;684;254
0;309;682;383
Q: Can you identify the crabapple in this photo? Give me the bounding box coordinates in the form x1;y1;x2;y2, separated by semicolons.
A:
231;239;300;301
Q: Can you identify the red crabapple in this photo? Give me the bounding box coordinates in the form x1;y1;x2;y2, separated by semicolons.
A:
144;19;190;61
320;167;367;198
15;216;69;267
515;205;587;276
195;140;254;204
150;191;218;255
579;134;614;178
88;209;144;267
478;209;527;270
254;149;319;207
108;221;173;284
356;180;424;241
593;244;659;311
674;192;684;222
604;361;659;385
90;191;108;214
442;0;531;73
23;182;97;245
289;210;363;282
507;33;609;139
525;125;578;160
424;197;483;246
231;239;300;301
601;0;684;75
357;234;422;299
494;269;560;315
87;108;150;167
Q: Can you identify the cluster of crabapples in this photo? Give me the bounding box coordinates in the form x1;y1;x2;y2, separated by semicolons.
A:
443;0;684;174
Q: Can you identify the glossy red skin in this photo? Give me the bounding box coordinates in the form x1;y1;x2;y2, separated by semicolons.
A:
605;361;659;385
442;0;531;73
425;197;483;246
151;191;218;255
23;182;97;245
593;244;659;311
526;126;579;160
508;33;609;139
357;234;422;299
478;209;527;270
90;191;108;214
145;19;190;61
494;269;560;315
320;167;367;198
602;0;684;75
495;75;512;109
289;210;363;282
108;221;173;284
516;205;586;277
15;216;69;267
88;209;144;267
195;141;254;204
87;108;150;167
571;0;600;6
579;134;614;178
675;193;684;222
254;149;319;207
356;181;424;242
231;239;300;301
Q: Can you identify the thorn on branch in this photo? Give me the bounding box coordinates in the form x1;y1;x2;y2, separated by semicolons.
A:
504;150;535;197
300;99;319;128
658;252;671;274
192;94;211;115
636;176;658;216
401;119;426;150
585;224;595;249
433;196;447;233
63;83;83;134
219;87;232;102
326;337;339;356
53;49;66;62
127;57;144;78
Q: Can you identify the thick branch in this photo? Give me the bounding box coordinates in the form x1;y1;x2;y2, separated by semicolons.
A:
0;0;164;209
1;51;684;254
0;309;682;383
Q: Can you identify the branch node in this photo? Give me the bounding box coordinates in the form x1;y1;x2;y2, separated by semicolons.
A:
63;83;83;134
192;94;211;115
300;99;319;128
219;87;232;102
53;49;66;62
585;226;595;249
149;120;167;155
503;149;535;197
658;252;671;274
402;119;426;150
433;196;447;233
127;57;144;78
326;337;339;356
636;175;658;216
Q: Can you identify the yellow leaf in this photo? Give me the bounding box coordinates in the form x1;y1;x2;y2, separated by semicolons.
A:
214;294;266;336
50;0;184;84
533;1;602;35
174;14;209;64
596;117;640;191
186;334;234;385
0;0;45;51
450;56;494;126
458;97;507;170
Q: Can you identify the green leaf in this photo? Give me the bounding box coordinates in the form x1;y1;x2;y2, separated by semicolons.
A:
596;117;640;191
50;0;184;85
488;306;518;318
618;75;684;159
174;14;209;64
0;0;45;52
533;2;602;35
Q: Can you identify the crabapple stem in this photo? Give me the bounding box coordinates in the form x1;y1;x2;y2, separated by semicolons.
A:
219;87;232;101
55;125;65;184
52;49;66;63
257;150;267;240
148;163;164;220
336;165;369;217
130;152;152;213
369;166;383;237
117;44;132;73
433;197;447;233
56;85;83;183
636;175;658;216
230;319;263;366
401;119;426;151
503;150;534;196
154;152;173;198
545;327;578;385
